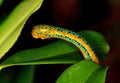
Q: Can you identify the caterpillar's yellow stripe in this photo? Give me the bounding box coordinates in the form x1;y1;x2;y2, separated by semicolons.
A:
31;24;99;63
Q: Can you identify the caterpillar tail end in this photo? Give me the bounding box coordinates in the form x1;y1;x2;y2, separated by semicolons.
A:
84;55;99;64
93;59;99;64
92;57;99;64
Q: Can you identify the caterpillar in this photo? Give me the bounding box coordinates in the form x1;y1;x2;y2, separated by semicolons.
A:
31;24;99;63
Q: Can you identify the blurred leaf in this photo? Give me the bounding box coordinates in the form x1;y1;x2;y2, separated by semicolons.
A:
109;0;120;5
0;67;17;83
56;60;108;83
0;0;43;59
0;0;3;6
0;31;109;70
15;66;35;83
0;66;35;83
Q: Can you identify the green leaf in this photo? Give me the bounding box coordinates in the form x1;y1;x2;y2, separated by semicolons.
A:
85;66;108;83
0;40;82;70
0;0;43;59
56;60;108;83
15;66;35;83
0;31;109;70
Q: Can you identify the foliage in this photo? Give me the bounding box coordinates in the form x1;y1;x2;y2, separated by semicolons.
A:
0;0;43;59
0;0;109;83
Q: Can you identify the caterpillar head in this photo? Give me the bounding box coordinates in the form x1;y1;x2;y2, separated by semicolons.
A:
31;25;51;39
